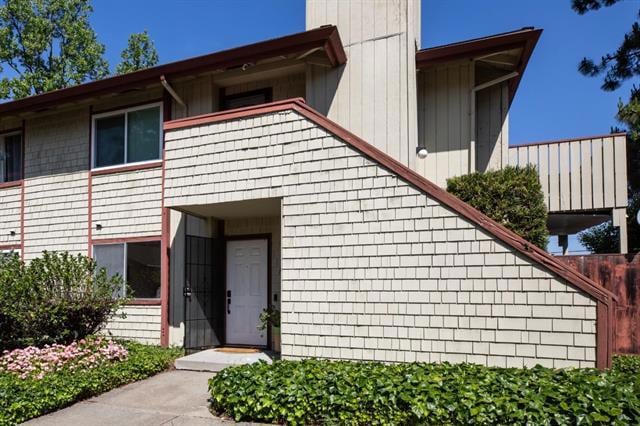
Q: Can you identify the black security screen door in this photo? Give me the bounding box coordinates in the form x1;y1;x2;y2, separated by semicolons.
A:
184;235;224;352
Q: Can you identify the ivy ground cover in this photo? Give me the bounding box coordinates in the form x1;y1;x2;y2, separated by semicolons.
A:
209;357;640;425
0;339;182;425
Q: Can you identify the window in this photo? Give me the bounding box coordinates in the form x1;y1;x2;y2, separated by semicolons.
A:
92;103;162;168
0;132;22;183
94;241;161;299
220;88;273;111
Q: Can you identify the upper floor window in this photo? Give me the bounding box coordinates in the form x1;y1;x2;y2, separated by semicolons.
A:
220;88;273;111
0;131;22;183
92;103;162;169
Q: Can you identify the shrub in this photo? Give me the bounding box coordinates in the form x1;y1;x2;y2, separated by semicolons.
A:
447;165;549;249
0;251;126;351
0;341;182;425
0;336;127;380
209;359;640;425
612;354;640;375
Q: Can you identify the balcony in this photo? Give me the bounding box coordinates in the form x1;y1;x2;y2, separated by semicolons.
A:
508;133;628;253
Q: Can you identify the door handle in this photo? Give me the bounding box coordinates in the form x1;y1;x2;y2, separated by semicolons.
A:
227;298;231;314
183;287;192;298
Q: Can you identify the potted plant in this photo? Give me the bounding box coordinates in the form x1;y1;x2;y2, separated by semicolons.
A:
258;305;280;352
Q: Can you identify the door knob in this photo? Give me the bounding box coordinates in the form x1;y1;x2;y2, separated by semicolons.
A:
183;287;192;298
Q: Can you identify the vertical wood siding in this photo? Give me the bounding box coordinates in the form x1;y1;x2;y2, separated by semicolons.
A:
416;62;471;187
476;83;509;172
305;0;420;168
508;134;627;212
558;254;640;354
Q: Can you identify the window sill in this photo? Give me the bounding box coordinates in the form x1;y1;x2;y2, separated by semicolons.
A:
0;180;22;189
91;160;163;177
126;299;161;306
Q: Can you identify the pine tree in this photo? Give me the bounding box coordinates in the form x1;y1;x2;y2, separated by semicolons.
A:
573;0;640;253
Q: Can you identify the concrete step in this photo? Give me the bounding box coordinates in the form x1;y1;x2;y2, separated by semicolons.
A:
175;348;273;372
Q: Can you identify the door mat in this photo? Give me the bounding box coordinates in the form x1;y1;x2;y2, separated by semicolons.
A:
215;347;261;353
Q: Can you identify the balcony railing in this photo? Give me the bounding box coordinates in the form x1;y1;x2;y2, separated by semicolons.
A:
508;133;627;213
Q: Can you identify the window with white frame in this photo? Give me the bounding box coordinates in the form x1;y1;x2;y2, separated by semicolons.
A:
92;103;162;168
93;241;161;299
0;132;22;183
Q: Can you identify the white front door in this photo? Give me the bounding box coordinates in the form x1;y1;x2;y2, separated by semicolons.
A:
226;239;268;346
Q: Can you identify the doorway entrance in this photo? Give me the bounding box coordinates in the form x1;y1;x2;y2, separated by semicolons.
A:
225;238;269;346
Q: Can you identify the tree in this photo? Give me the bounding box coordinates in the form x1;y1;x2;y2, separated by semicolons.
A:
573;0;640;253
116;30;159;75
0;0;109;100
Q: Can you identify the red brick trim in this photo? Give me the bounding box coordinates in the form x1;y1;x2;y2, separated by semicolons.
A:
91;161;163;177
163;98;617;369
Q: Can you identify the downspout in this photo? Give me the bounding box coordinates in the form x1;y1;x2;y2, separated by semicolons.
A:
469;68;519;174
160;75;186;109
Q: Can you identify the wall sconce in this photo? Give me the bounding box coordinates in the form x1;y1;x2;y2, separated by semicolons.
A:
416;147;428;159
9;230;15;236
95;224;103;231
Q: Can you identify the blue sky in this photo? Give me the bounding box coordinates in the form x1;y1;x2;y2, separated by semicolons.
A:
92;0;636;254
92;0;637;145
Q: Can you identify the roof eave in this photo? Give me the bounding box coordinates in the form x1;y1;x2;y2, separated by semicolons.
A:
0;25;346;116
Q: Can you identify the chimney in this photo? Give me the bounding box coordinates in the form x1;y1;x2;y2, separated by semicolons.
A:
305;0;421;167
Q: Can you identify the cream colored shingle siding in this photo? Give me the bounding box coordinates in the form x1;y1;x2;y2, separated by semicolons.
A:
0;186;21;246
23;109;90;260
164;110;597;368
104;305;162;345
91;167;163;239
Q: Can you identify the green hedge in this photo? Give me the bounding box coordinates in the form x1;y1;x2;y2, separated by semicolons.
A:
209;359;640;425
0;341;182;425
447;165;549;249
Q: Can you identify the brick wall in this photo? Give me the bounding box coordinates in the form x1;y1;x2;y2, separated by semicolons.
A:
165;110;598;368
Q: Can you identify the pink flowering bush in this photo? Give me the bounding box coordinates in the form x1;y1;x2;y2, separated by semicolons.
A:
0;336;127;380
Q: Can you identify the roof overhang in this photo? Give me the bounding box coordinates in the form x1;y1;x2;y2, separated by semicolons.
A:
416;28;542;104
0;25;346;117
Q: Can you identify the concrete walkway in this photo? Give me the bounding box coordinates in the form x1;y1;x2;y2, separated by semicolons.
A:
25;370;257;425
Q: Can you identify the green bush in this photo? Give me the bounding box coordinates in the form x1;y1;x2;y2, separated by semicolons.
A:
612;354;640;375
447;165;549;249
0;251;126;351
209;359;640;425
0;341;182;425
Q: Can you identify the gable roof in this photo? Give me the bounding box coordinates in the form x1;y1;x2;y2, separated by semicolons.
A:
0;26;346;117
165;98;616;369
416;28;542;103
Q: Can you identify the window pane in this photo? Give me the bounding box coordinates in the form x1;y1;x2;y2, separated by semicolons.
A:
127;241;161;299
127;107;160;163
4;134;22;182
96;115;125;167
94;244;125;297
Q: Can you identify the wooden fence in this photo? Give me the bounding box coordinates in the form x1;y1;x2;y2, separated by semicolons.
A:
558;254;640;354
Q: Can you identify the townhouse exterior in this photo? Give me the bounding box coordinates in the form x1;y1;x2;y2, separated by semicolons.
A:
0;0;622;369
